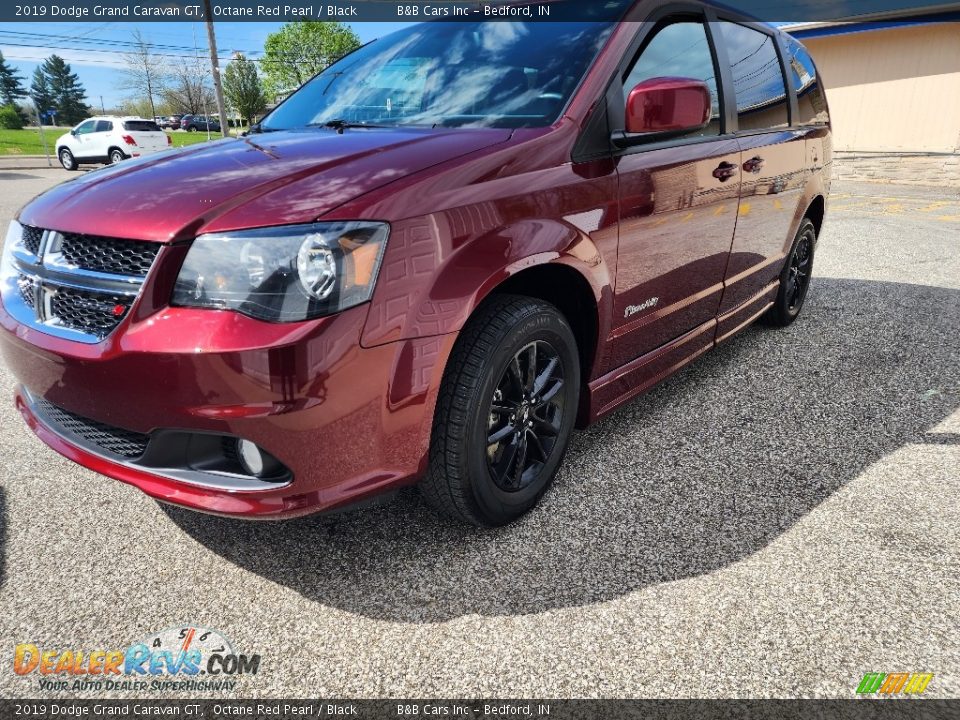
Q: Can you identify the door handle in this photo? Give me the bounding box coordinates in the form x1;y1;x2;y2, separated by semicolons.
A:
712;161;739;182
743;156;765;174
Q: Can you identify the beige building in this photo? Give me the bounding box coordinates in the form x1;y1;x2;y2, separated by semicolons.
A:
786;10;960;184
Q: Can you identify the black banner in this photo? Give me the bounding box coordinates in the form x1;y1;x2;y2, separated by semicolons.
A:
2;700;960;720
3;0;960;23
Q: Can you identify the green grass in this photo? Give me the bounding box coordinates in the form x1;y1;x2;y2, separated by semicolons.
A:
0;127;71;155
169;129;240;148
0;127;240;155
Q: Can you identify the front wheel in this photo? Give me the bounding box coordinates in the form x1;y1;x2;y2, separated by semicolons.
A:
763;218;816;327
58;148;77;171
187;125;197;133
419;295;580;527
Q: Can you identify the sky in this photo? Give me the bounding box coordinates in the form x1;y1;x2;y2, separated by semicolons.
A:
1;21;411;111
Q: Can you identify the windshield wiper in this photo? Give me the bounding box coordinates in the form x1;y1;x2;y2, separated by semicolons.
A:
309;119;389;134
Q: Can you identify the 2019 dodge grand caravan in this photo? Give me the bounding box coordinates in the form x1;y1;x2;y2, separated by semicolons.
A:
0;1;830;526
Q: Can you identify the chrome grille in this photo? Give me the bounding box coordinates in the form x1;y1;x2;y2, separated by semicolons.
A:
60;233;159;277
33;397;149;459
16;273;36;308
1;221;158;343
22;225;43;256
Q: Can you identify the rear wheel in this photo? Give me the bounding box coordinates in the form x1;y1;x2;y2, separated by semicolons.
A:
763;218;816;327
108;148;126;165
420;295;580;527
58;148;77;171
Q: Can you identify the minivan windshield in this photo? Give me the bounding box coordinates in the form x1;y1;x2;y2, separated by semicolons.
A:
261;21;616;130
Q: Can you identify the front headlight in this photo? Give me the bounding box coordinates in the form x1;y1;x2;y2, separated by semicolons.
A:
172;222;389;322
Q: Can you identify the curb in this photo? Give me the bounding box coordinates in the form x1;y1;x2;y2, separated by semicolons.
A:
0;156;58;171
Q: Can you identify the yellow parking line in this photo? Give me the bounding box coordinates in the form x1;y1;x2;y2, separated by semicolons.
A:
918;201;953;213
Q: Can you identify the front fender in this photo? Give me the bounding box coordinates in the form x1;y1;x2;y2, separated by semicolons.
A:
360;216;615;349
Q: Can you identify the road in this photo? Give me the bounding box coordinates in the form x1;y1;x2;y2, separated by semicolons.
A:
0;169;958;699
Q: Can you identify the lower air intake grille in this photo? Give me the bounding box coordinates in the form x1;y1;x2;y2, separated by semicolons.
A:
34;398;149;459
49;287;130;338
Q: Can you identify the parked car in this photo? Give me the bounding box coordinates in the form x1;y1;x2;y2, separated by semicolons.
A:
180;114;220;132
161;115;183;130
1;2;830;526
54;117;172;170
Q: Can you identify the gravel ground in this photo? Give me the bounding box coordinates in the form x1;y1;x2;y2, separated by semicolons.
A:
0;169;957;699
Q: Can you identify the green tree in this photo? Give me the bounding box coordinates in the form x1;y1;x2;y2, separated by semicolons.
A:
31;55;88;126
0;104;24;129
223;54;267;127
29;67;53;125
261;21;360;98
0;51;27;107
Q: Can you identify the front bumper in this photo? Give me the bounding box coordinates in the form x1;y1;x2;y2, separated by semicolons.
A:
1;300;456;519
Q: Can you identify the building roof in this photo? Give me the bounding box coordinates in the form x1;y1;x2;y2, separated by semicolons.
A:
782;2;960;37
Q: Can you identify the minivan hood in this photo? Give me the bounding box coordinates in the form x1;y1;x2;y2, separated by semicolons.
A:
19;127;512;241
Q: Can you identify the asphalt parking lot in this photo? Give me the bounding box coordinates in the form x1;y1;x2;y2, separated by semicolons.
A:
0;169;957;699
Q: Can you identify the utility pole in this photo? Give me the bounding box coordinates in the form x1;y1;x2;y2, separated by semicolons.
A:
203;0;230;137
99;96;105;114
33;103;51;167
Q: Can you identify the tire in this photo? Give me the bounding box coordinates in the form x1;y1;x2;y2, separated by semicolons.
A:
58;148;77;171
420;294;581;527
763;218;816;327
187;125;197;133
109;148;126;165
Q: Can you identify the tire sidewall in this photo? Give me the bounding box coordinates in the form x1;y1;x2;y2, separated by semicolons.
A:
109;149;124;164
463;308;580;522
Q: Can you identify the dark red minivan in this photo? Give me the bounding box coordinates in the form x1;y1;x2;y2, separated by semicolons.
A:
0;2;830;526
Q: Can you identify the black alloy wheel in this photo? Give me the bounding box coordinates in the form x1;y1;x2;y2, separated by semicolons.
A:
764;217;817;327
486;341;566;492
786;229;813;312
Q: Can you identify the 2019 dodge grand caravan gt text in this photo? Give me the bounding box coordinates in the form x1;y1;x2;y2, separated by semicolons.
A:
0;2;831;526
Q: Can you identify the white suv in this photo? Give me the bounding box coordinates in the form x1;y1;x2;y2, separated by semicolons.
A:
56;116;171;170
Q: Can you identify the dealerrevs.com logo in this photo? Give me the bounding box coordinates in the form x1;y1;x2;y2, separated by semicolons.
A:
14;626;260;693
856;672;934;695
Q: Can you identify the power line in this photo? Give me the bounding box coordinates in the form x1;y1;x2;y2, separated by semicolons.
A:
0;40;323;67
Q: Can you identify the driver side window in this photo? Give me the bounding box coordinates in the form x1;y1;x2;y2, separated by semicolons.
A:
624;21;721;138
75;120;95;135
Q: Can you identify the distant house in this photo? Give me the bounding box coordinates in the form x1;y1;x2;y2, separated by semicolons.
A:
784;5;960;184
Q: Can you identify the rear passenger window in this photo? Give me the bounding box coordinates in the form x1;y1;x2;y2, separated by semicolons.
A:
624;21;721;138
719;23;789;131
786;38;829;126
94;120;113;132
